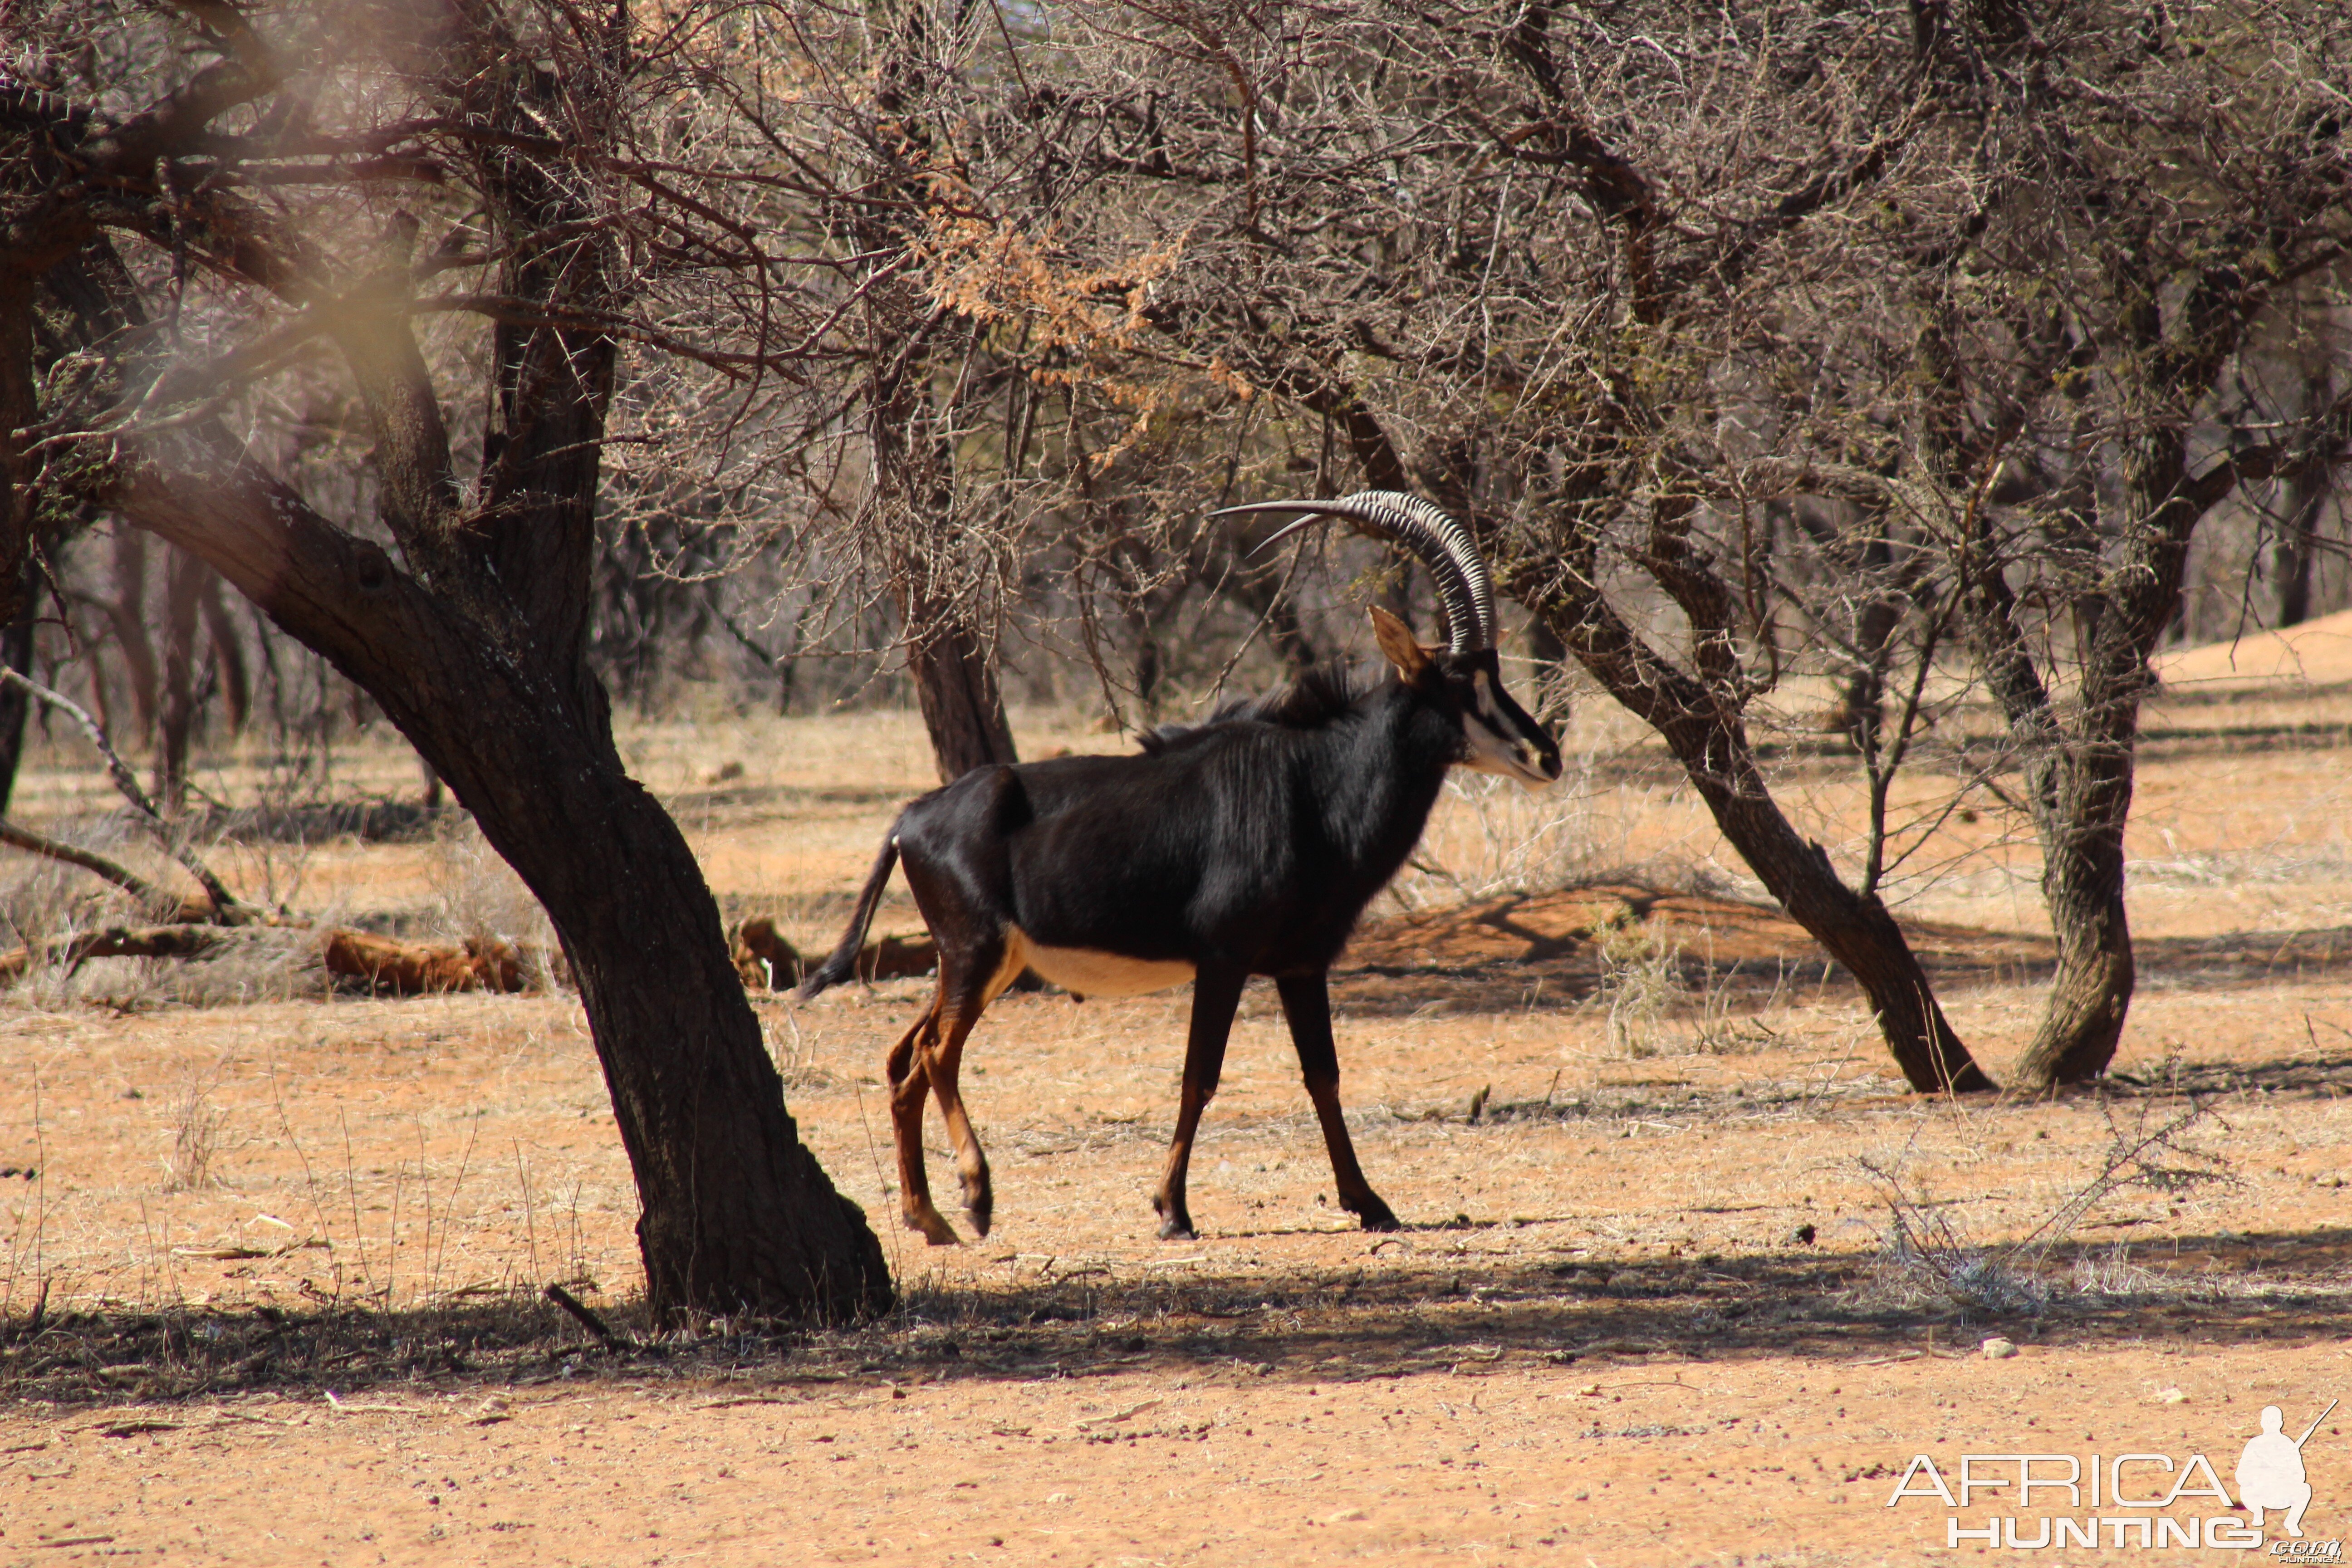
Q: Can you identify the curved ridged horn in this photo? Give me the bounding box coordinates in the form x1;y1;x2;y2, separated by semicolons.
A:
1215;490;1496;653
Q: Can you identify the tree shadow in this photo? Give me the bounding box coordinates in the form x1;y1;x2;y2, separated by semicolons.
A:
7;1226;2345;1410
1327;899;2352;1019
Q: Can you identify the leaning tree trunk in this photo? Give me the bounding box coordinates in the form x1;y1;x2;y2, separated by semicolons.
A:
1618;663;1989;1093
1697;750;1988;1093
1262;363;1989;1092
103;435;892;1321
1519;562;1992;1094
34;203;891;1320
0;0;898;1324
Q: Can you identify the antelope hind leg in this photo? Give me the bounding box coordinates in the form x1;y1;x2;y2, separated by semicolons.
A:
922;931;1025;1241
886;1006;960;1245
925;964;1016;1238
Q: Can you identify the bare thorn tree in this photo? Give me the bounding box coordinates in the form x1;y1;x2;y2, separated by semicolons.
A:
2;0;888;1320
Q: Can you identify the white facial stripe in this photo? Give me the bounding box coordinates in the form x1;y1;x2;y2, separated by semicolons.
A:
1472;670;1503;725
1461;670;1554;783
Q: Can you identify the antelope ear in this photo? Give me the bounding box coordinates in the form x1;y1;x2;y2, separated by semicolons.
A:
1368;605;1434;680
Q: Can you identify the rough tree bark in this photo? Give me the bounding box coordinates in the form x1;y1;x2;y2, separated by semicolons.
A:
878;378;1019;784
1182;19;1994;1092
154;545;206;811
94;529;162;739
903;608;1019;784
0;555;40;815
855;1;1020;787
93;412;890;1322
2273;363;2338;629
1931;274;2343;1089
2274;459;2330;629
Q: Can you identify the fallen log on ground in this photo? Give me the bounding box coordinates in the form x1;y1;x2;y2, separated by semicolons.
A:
858;933;937;981
0;819;181;915
321;930;530;995
0;925;538;996
0;923;236;982
840;932;1048;990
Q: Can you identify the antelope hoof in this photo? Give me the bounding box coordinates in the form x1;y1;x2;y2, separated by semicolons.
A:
904;1207;960;1246
1151;1191;1196;1241
965;1193;994;1238
1352;1196;1401;1233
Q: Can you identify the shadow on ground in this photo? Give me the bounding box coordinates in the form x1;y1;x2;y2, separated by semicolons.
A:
1327;885;2352;1018
6;1226;2346;1413
1451;1049;2352;1129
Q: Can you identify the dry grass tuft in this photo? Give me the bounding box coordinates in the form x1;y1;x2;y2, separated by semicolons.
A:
1596;916;1680;1058
425;818;556;977
1588;916;1777;1059
160;1072;234;1193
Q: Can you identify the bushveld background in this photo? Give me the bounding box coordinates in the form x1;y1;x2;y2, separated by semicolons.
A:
1;607;2347;1565
4;0;2350;1560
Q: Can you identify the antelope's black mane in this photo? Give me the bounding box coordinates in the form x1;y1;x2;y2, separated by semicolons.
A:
1136;665;1364;755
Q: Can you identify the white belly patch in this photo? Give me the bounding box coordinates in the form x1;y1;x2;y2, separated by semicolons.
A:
1008;929;1195;998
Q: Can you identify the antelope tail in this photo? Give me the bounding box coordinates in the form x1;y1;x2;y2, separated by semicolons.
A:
796;827;902;1000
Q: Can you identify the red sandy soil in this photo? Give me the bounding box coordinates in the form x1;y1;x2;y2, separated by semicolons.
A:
4;694;2352;1566
2155;606;2352;691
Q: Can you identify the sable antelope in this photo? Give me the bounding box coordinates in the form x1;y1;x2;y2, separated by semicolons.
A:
799;492;1562;1244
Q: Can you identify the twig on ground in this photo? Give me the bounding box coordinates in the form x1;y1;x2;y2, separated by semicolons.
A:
544;1282;631;1351
1857;1099;2235;1314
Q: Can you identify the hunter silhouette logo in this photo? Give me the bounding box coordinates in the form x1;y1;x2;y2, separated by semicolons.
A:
2240;1400;2335;1539
1882;1393;2343;1553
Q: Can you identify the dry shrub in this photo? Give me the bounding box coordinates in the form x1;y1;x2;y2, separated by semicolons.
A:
0;816;156;1004
64;929;329;1010
2069;1241;2169;1300
1857;1101;2238;1317
1596;917;1681;1058
1387;742;1613;910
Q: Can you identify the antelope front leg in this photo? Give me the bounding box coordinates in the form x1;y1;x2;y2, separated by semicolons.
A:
1153;965;1245;1241
886;1009;959;1245
1276;973;1399;1231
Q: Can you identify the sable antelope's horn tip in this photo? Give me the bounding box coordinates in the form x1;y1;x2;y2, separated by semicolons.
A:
1210;501;1322;519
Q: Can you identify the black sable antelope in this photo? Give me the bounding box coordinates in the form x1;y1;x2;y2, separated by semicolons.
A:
800;492;1562;1244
